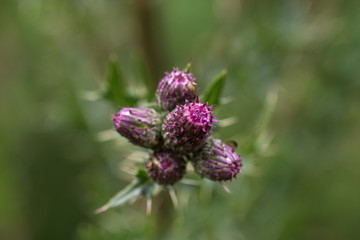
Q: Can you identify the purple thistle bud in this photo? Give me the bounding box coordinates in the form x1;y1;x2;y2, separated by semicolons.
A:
192;139;242;182
156;68;198;111
113;108;161;149
146;151;186;185
162;99;217;153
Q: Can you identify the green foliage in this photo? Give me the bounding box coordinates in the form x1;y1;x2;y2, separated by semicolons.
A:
103;54;127;105
202;69;227;107
103;54;138;106
96;169;155;213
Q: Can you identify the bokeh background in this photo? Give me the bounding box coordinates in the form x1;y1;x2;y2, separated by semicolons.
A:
1;0;360;239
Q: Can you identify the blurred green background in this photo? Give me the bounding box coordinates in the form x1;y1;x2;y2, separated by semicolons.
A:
1;0;360;239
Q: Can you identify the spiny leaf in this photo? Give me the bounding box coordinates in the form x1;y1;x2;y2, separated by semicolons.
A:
95;168;155;214
202;69;227;107
103;54;127;106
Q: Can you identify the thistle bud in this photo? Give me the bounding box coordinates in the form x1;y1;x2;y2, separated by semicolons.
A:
162;99;217;153
113;108;161;149
156;68;197;111
146;151;186;185
192;139;242;181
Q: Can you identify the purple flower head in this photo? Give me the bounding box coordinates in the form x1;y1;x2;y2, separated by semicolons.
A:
192;139;242;181
113;107;161;149
156;68;198;111
162;98;217;153
147;151;186;185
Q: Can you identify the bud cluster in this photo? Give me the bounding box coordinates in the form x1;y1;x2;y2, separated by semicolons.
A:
112;67;242;185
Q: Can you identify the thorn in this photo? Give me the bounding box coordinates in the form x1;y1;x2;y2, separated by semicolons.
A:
168;187;179;209
185;58;192;72
146;198;152;216
221;183;231;193
188;58;192;66
94;206;108;214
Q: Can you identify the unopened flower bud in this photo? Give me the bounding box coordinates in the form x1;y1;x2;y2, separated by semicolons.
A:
162;99;217;153
113;108;161;149
147;151;186;185
156;68;197;111
192;139;242;181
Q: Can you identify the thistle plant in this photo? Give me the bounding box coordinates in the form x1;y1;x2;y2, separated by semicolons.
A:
95;59;255;214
